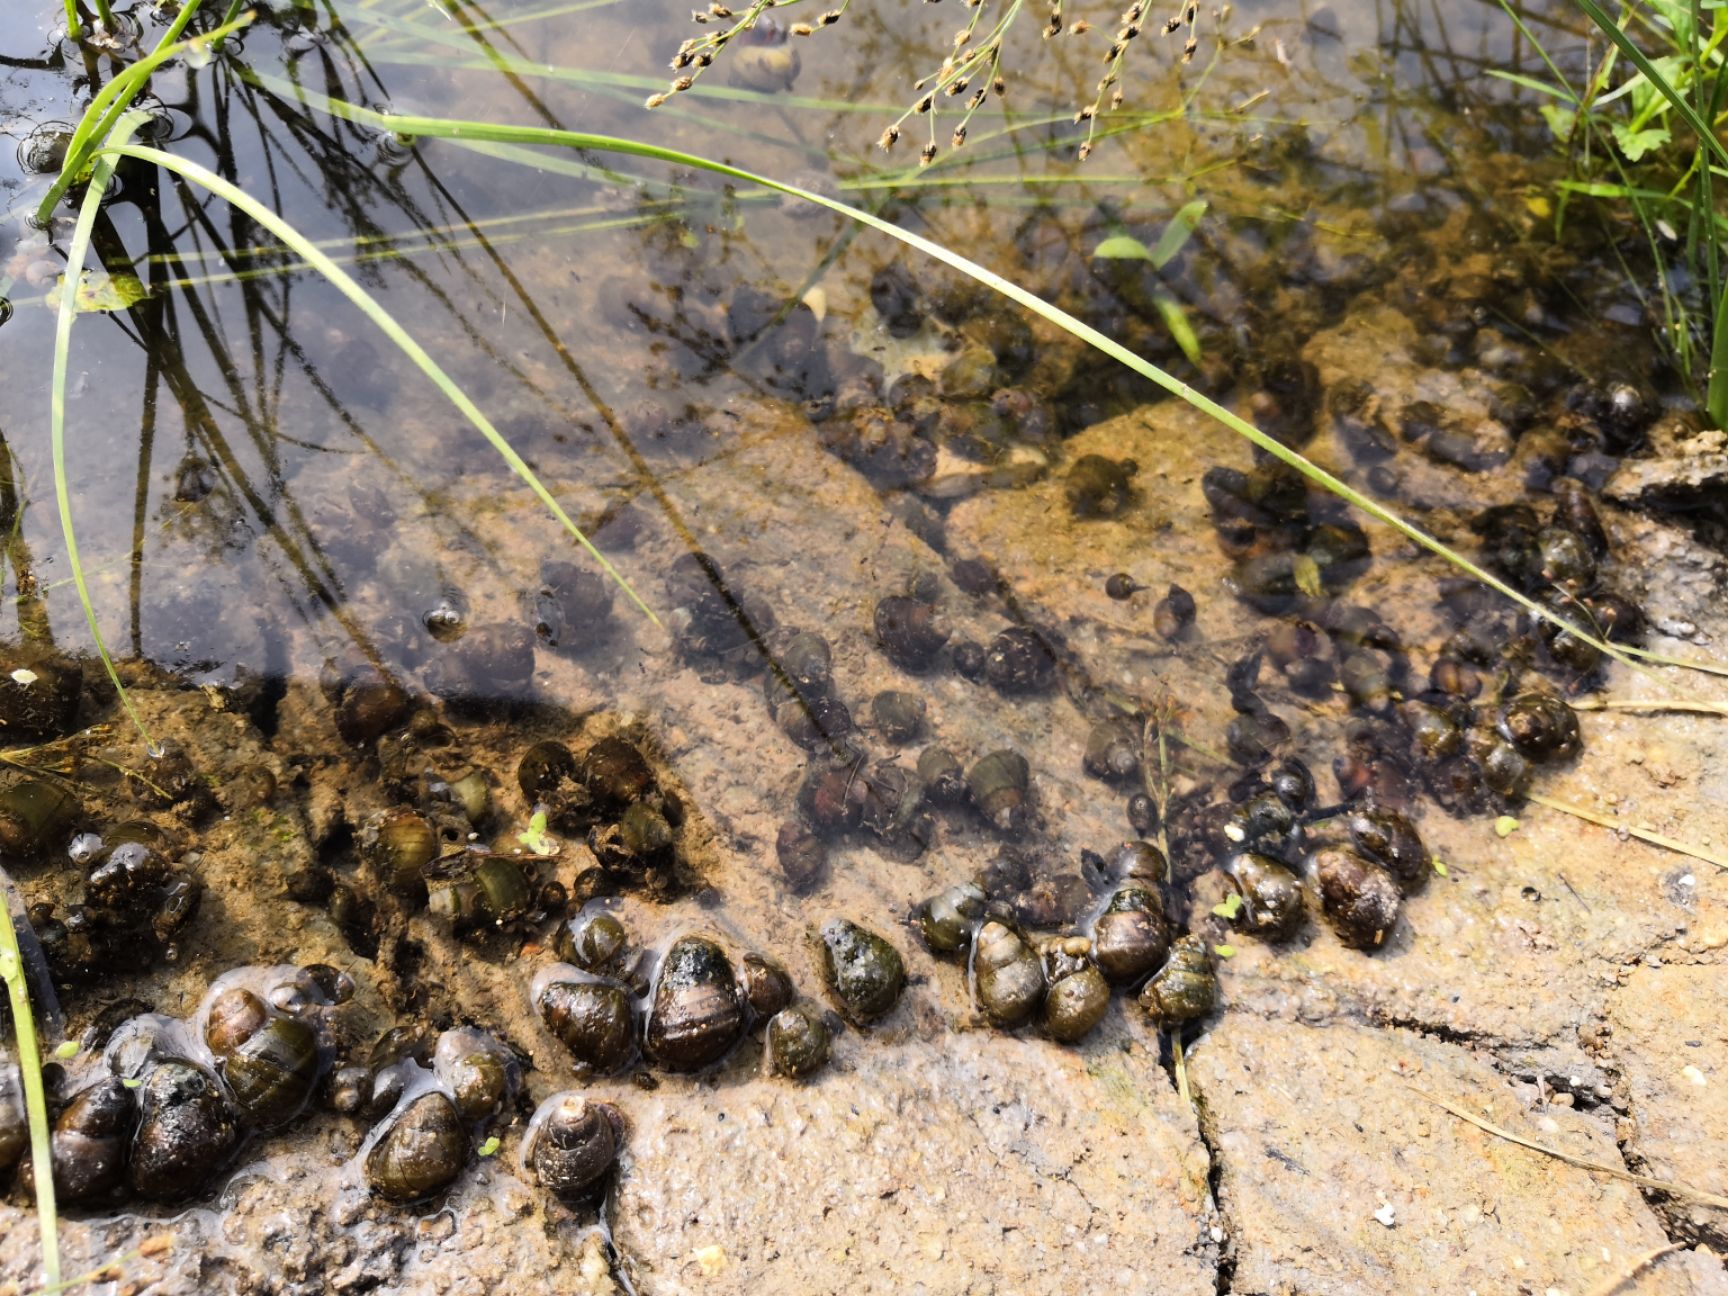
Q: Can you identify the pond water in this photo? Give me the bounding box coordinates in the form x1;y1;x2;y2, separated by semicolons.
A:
1;0;1723;1292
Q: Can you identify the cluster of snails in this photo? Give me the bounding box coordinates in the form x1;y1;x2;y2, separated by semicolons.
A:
874;579;1061;695
0;965;346;1207
530;909;903;1080
1204;458;1372;614
912;842;1218;1044
9;806;205;984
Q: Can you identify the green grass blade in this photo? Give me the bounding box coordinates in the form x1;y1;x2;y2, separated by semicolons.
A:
1;888;59;1290
61;0;80;41
1574;0;1728;169
338;110;1726;673
53;133;162;752
102;142;660;626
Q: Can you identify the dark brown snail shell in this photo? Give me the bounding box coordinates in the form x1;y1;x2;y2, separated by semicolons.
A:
50;1077;137;1204
798;761;864;838
518;740;577;804
767;1003;831;1078
425;854;533;932
553;910;630;974
967;749;1031;834
1126;794;1159;838
1268;757;1316;811
1345;806;1429;893
362;807;438;899
433;1030;518;1124
1153;584;1197;641
1314;846;1401;950
775;693;854;751
869;690;927;744
972;920;1044;1028
1537;525;1597;592
205;988;322;1129
874;595;950;672
538;978;637;1074
1090;885;1172;985
1084;717;1141;783
1496;691;1581;763
334;666;410;747
774;630;833;693
577;737;658;818
1065;453;1138;518
365;1091;469;1203
1222;790;1296;852
775;819;828;893
1041;942;1109;1043
128;1059;240;1201
915;746;967;805
983;627;1057;693
526;1094;624;1204
1404;700;1463;764
1138;934;1219;1027
917;881;986;956
1223;852;1305;940
1467;724;1533;799
739;953;795;1021
644;936;746;1071
0;778;81;858
817;918;906;1025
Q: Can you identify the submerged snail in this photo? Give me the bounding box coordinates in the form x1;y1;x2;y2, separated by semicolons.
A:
50;1077;137;1205
644;935;746;1071
767;1002;832;1078
971;920;1043;1028
1314;846;1401;950
874;595;950;672
204;987;323;1129
1041;939;1109;1043
817;919;905;1026
1065;454;1138;518
1496;690;1581;763
1089;885;1172;985
917;880;987;957
983;627;1057;693
1083;717;1141;783
361;807;439;901
1138;935;1219;1028
365;1091;469;1203
776;819;828;893
0;777;81;858
916;746;967;806
524;1093;625;1205
967;749;1031;834
1153;584;1197;641
128;1059;240;1202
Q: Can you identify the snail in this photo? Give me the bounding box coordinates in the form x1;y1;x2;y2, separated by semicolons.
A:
767;1003;832;1078
576;736;659;821
49;1077;137;1204
915;746;967;806
128;1059;240;1202
869;690;928;744
0;778;81;858
536;970;638;1075
739;953;795;1021
1496;690;1581;763
1345;805;1430;893
432;1028;518;1124
1153;585;1196;641
1314;846;1401;950
817;919;905;1025
203;987;323;1129
1126;794;1159;838
1222;853;1305;941
983;627;1057;693
424;852;533;933
643;935;746;1071
950;640;987;680
1083;717;1141;783
916;880;987;957
798;760;865;838
773;629;833;693
1139;935;1219;1027
1041;939;1109;1043
775;820;828;893
360;807;439;901
518;740;578;805
1065;454;1138;518
874;595;950;672
523;1093;625;1205
552;910;630;975
971;920;1043;1028
331;664;410;747
1088;885;1172;985
364;1091;469;1203
967;749;1031;834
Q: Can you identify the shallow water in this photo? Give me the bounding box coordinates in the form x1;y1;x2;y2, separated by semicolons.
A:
1;0;1722;1291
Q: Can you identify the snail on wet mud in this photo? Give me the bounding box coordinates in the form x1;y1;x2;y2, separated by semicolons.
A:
643;935;746;1071
523;1093;625;1205
817;918;905;1025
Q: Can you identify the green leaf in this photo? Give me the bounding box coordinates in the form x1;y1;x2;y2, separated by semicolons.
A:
516;809;557;856
1539;102;1578;139
1147;199;1208;269
1431;857;1449;877
50;269;148;314
121;1077;142;1089
1151;290;1203;365
1212;943;1236;959
52;1041;80;1060
1093;234;1155;262
1612;122;1672;160
1484;69;1579;102
1211;893;1244;920
477;1136;501;1157
1494;815;1520;838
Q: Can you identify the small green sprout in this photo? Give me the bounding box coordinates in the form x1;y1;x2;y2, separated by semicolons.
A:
53;1041;80;1060
477;1136;501;1158
1494;815;1520;838
516;809;557;856
1213;943;1236;959
1210;893;1244;920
